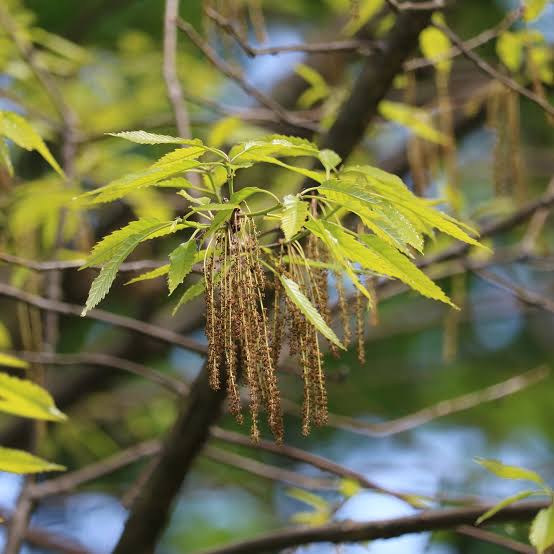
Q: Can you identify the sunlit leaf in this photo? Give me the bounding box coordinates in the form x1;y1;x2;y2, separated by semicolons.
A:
125;264;169;285
279;195;309;241
0;353;29;370
524;0;548;21
530;504;554;553
280;276;345;349
0;447;65;474
0;372;66;421
476;490;537;525
168;239;197;295
496;32;523;72
172;278;205;315
475;458;544;485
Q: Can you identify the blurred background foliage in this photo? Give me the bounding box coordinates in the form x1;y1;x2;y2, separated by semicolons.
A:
0;0;553;553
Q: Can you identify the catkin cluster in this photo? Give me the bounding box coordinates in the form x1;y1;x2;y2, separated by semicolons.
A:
204;214;370;441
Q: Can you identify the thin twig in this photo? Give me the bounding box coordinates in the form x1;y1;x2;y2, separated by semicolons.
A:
404;7;522;72
205;6;380;57
475;270;554;315
0;282;208;355
432;21;554;118
176;18;317;133
385;0;446;11
14;351;188;395
456;524;534;553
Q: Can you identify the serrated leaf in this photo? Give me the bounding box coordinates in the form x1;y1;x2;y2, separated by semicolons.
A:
0;111;64;177
77;158;202;205
0;353;29;370
497;32;523;72
172;278;205;315
108;130;204;145
280;276;344;349
0;372;66;421
256;156;325;183
475;458;544;485
476;490;536;525
82;219;172;314
152;146;207;166
230;134;319;161
280;195;309;241
524;0;548;21
168;239;197;294
192;202;240;212
379;101;449;145
125;264;169;285
0;447;65;474
530;504;554;553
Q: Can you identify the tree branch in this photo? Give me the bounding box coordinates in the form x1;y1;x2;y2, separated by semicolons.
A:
198;500;549;554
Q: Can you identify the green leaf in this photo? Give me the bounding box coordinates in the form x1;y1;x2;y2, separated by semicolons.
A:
419;21;452;73
476;490;537;525
339;478;362;498
295;64;330;108
256;156;325;183
530;504;554;553
208;116;241;148
77;158;202;205
168;239;197;294
496;32;523;72
0;111;64;177
0;353;29;370
0;322;12;349
279;195;309;241
0;372;66;421
191;202;240;212
152;146;207;166
475;458;544;485
319;149;342;178
82;219;172;314
108;130;204;145
230;135;319;161
379;101;449;145
125;264;169;285
524;0;548;21
280;275;344;349
172;278;205;315
0;447;65;474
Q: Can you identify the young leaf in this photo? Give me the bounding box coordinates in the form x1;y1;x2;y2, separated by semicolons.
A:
530;504;554;554
419;16;452;73
168;239;197;295
125;264;169;285
230;134;319;161
108;130;204;145
0;447;65;474
476;490;537;525
0;111;64;177
496;32;523;72
0;353;29;370
475;458;544;486
339;478;362;498
378;101;449;145
172;278;205;315
280;276;344;349
81;219;172;314
319;149;342;177
524;0;548;21
0;372;66;421
279;195;309;241
0;139;13;176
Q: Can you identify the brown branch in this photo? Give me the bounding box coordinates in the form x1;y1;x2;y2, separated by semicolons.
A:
316;366;549;437
404;7;522;72
198;500;549;554
14;351;188;395
385;0;446;10
176;18;318;133
432;22;554;118
0;509;92;554
205;7;380;57
0;282;208;355
456;524;534;553
475;270;554;315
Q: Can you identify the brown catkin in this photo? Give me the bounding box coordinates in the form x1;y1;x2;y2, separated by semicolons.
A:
335;272;351;347
355;289;366;365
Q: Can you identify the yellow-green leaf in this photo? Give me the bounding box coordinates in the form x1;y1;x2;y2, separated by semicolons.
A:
0;111;64;177
279;195;309;241
524;0;548;21
475;458;544;485
496;32;523;72
0;447;65;474
530;504;554;553
168;239;197;294
476;490;537;525
0;372;66;421
379;101;449;145
108;130;203;145
419;20;452;73
172;278;205;315
280;276;345;349
0;353;29;370
339;478;362;498
125;264;169;285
